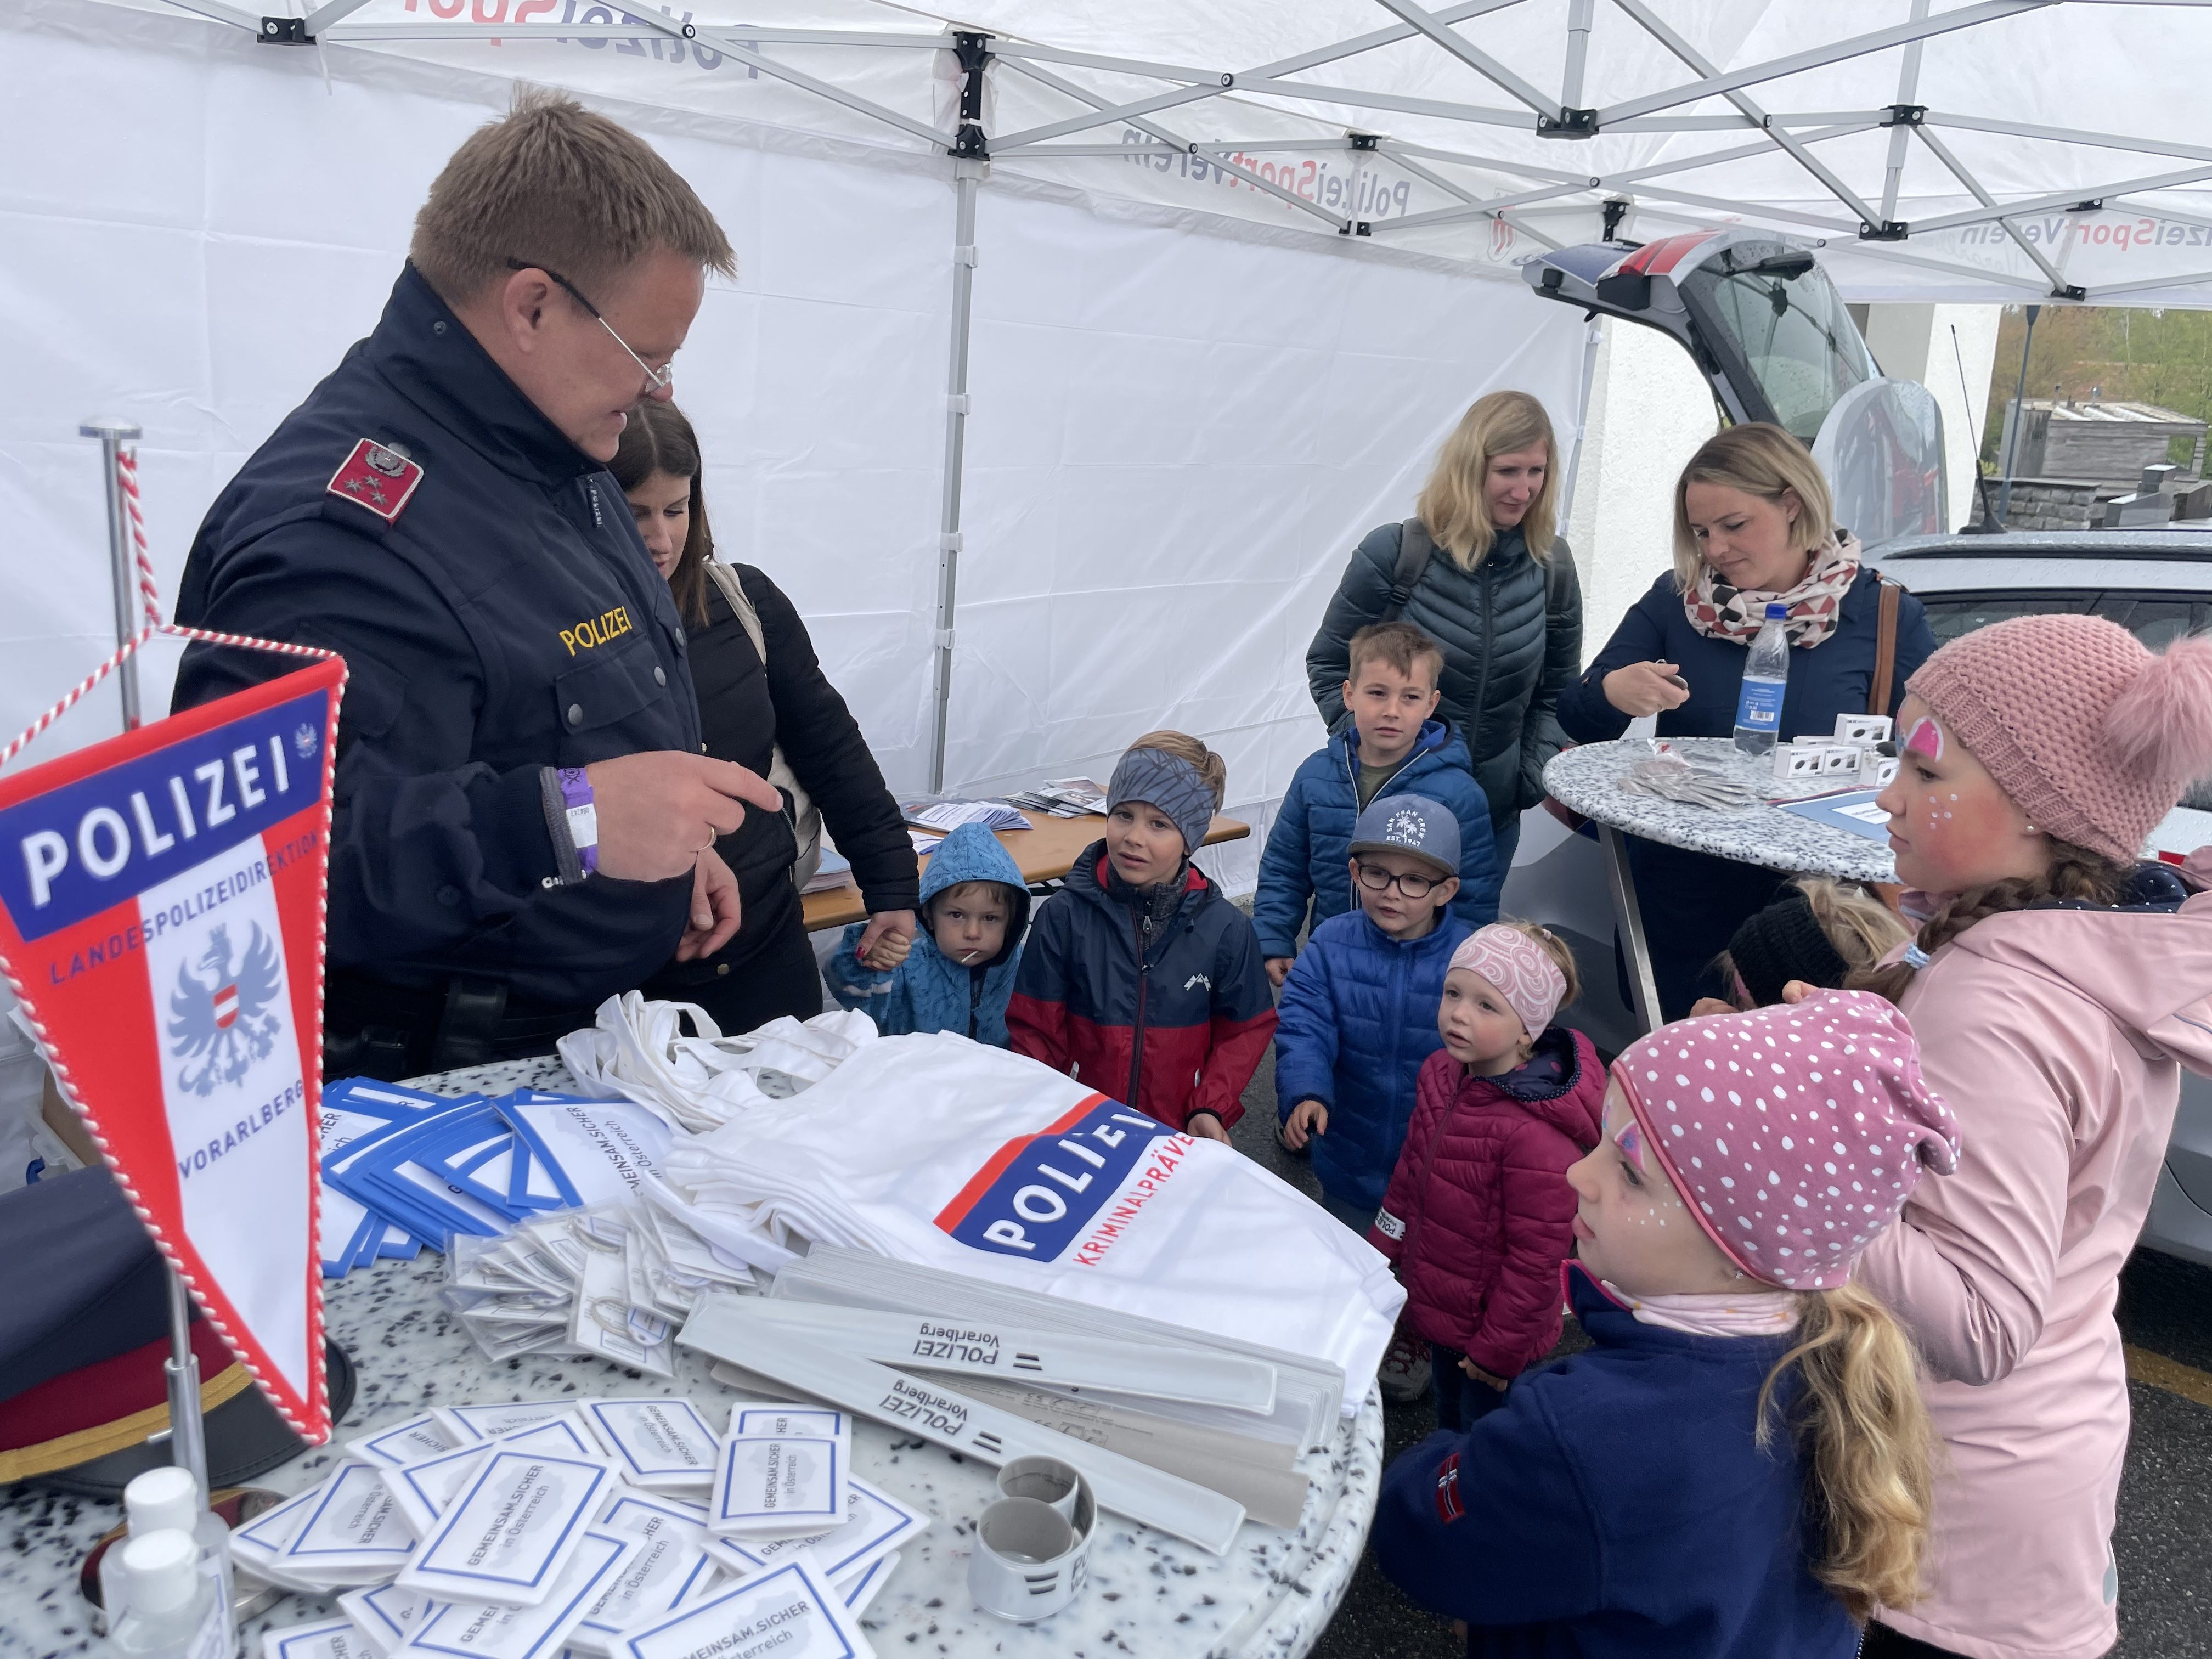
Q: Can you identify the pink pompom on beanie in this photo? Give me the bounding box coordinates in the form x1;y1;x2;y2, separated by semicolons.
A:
1610;990;1960;1291
1905;614;2212;865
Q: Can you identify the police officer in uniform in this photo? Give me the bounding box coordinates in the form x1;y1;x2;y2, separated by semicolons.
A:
172;92;780;1080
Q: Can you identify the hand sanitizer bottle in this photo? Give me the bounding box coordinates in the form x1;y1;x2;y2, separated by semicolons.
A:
99;1468;234;1640
1733;603;1791;757
108;1530;225;1659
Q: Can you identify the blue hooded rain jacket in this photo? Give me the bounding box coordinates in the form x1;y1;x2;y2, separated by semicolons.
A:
826;821;1028;1045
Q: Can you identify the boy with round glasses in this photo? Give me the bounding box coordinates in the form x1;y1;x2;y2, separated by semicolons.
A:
1275;795;1471;1264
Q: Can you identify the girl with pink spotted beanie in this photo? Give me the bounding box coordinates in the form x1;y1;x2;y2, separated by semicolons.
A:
1837;617;2212;1659
1373;990;1958;1657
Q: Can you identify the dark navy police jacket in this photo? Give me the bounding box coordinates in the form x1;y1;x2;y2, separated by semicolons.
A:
171;266;702;1007
1372;1264;1858;1659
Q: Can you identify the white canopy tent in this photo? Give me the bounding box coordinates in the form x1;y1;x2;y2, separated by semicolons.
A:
10;0;2212;885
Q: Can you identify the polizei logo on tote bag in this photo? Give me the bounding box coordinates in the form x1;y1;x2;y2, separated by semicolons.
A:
0;659;344;1442
933;1094;1194;1263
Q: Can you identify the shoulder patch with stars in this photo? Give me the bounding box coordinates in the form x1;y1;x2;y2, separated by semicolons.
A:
325;439;424;522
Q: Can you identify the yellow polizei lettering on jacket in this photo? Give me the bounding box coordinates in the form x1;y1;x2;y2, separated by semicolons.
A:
559;607;634;656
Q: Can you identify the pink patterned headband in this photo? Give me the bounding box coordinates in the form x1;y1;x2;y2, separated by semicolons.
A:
1448;924;1567;1037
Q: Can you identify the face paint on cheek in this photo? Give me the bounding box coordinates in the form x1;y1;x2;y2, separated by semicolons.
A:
1905;717;1944;761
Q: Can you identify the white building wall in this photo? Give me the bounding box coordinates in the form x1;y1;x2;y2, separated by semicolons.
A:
1564;319;1720;662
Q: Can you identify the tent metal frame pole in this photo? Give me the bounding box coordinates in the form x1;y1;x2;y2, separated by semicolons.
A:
302;0;371;35
1926;110;2212;166
1244;0;1530;81
1881;0;1932;223
930;159;983;794
996;57;1351;230
1559;315;1606;525
1376;117;1876;233
991;82;1232;151
1912;161;2212;234
1378;146;1564;247
1609;0;1886;230
1596;0;2054;126
2086;264;2212;299
1371;0;1563;119
1562;0;1595;110
1911;125;2074;292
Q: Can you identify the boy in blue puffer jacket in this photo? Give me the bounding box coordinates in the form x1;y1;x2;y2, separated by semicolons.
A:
1274;794;1470;1234
826;821;1028;1045
1254;622;1499;986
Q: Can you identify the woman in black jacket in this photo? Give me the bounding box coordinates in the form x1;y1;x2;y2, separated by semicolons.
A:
1306;390;1582;870
614;402;918;1033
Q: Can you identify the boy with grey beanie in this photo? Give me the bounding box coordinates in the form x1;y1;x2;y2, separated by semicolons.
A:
1008;732;1276;1142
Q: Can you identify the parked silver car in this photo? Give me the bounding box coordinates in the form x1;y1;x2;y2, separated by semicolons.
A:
1514;233;2212;1265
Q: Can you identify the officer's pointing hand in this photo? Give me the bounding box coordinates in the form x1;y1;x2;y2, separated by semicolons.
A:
584;752;784;882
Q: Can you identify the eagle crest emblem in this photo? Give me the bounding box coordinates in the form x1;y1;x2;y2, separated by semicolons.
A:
166;922;285;1096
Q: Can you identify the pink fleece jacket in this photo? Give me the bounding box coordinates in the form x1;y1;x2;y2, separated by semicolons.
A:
1857;854;2212;1659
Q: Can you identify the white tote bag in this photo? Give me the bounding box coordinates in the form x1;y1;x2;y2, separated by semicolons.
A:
663;1033;1404;1410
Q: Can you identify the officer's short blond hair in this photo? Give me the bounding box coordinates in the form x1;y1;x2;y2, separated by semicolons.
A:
411;88;734;303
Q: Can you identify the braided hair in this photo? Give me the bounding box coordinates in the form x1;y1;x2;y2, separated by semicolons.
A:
1852;838;2131;1005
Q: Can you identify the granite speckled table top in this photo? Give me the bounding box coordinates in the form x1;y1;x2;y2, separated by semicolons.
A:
1545;737;1899;885
0;1058;1384;1659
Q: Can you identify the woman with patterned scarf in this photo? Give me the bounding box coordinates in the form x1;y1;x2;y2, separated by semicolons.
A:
1555;424;1934;1019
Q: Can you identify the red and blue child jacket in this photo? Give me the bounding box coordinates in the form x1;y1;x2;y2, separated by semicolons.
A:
1007;845;1277;1132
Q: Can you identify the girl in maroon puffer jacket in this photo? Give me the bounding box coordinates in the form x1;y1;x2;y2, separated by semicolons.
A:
1370;921;1605;1429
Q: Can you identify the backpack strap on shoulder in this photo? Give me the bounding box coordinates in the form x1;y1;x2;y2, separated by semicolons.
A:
701;559;767;665
1384;518;1435;621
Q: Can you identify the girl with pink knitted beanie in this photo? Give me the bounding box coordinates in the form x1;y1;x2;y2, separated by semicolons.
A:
1373;990;1959;1656
1835;616;2212;1659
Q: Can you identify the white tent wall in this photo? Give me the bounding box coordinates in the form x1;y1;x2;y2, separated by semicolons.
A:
947;185;1585;890
0;0;1587;896
0;0;959;782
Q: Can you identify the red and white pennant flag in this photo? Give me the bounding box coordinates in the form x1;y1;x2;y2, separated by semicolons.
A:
0;657;344;1441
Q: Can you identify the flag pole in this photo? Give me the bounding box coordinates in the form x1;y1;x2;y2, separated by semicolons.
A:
78;418;216;1553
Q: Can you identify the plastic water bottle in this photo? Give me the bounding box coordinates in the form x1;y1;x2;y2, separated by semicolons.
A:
1733;602;1791;758
108;1531;225;1659
99;1468;233;1640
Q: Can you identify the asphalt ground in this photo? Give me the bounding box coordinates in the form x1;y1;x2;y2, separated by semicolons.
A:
1227;1048;2212;1658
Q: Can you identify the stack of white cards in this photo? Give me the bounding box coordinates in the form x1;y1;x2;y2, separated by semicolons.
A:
255;1395;922;1659
443;1202;758;1367
708;1406;850;1541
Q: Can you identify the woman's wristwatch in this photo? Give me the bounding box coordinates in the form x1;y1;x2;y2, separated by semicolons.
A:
540;765;600;887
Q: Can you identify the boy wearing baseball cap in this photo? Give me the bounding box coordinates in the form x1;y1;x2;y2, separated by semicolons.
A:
1276;795;1472;1258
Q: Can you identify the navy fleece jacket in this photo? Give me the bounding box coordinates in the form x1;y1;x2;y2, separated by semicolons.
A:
1373;1265;1857;1659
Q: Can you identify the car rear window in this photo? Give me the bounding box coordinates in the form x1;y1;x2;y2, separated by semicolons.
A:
1916;592;2099;646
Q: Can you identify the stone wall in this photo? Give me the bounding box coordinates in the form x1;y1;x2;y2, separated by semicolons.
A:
1967;477;2110;532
